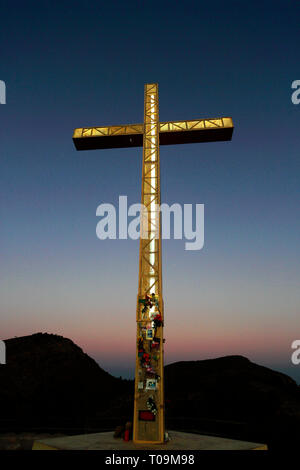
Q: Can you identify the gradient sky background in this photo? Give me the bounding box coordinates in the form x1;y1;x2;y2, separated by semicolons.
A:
1;0;299;383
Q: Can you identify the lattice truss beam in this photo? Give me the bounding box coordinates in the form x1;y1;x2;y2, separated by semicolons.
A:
134;84;165;444
73;117;233;150
139;84;161;299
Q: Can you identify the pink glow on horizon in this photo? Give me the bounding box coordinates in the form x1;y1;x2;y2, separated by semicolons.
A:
1;310;296;372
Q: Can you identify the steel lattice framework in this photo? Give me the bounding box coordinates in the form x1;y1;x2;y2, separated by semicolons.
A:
73;117;233;150
134;84;164;443
72;83;234;444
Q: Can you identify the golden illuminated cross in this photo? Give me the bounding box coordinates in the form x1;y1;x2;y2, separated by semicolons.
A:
73;83;233;444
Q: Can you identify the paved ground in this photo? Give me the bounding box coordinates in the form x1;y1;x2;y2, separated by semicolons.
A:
33;430;267;450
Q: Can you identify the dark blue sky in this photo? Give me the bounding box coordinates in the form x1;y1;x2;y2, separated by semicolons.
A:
1;0;299;382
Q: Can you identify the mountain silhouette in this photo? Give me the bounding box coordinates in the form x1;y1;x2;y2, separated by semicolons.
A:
0;333;132;430
164;356;300;449
0;333;299;449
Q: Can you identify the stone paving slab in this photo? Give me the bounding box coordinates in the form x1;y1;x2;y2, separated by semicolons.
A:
32;430;267;450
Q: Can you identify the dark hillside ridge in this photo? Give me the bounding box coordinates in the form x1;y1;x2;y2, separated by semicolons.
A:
1;333;299;449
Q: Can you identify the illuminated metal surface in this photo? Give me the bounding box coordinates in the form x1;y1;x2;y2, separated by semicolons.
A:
73;117;233;150
72;83;234;445
133;84;165;443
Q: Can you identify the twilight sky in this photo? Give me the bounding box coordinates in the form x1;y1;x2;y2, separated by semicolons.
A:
0;0;299;383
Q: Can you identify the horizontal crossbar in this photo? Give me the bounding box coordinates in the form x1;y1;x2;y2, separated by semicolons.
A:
73;118;234;150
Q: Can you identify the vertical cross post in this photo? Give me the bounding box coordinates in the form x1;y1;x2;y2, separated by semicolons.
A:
133;83;165;444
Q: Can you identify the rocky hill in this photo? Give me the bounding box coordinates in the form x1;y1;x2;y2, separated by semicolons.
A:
0;333;133;430
164;356;300;449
